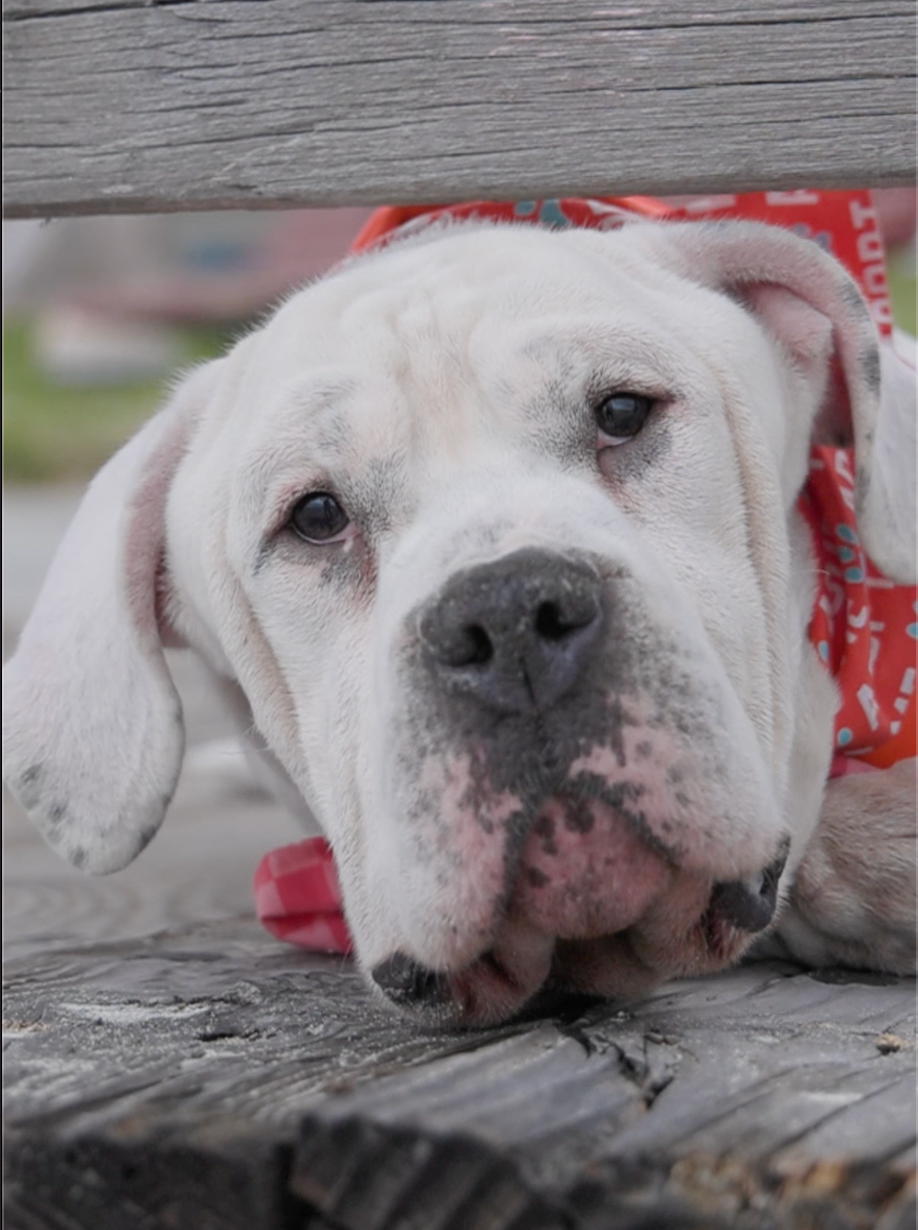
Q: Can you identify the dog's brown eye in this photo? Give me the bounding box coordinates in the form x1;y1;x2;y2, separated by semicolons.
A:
289;492;350;543
595;392;653;442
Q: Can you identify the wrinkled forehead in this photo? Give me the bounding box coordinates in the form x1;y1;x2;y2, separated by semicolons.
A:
258;222;696;384
225;225;718;506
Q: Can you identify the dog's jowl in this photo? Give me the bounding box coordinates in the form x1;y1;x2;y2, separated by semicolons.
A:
4;204;916;1025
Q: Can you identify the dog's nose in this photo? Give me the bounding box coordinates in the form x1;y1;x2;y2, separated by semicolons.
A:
419;548;603;714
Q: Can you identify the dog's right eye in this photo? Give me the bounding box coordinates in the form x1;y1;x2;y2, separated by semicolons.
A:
289;492;351;543
594;392;654;444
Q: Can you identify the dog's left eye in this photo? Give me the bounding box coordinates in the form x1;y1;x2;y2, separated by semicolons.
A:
595;392;654;444
289;492;351;543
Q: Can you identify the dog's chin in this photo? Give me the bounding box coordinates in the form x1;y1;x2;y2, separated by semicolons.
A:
370;844;781;1028
368;789;790;1026
370;904;763;1029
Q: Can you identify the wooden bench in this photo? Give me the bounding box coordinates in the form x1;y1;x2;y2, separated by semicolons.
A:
3;0;915;216
3;3;916;1228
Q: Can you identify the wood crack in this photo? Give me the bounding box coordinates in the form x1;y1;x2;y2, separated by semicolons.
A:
3;920;915;1227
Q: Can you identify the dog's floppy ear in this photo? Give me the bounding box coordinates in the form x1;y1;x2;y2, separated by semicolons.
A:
2;362;218;873
646;220;916;584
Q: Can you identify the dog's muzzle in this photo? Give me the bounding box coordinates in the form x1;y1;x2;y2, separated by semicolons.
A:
380;548;792;1025
370;838;791;1024
418;547;603;714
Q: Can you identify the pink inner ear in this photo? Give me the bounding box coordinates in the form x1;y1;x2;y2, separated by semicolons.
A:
740;282;850;445
741;283;834;367
121;420;190;649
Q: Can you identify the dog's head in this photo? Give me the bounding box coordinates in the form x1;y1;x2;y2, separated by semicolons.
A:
4;218;914;1024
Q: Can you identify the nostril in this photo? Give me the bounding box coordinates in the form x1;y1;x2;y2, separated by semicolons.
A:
535;601;567;641
419;549;604;712
535;594;599;642
462;624;494;666
535;600;581;641
421;605;495;669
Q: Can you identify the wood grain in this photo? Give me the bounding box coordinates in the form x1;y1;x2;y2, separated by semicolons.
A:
3;0;915;219
4;919;915;1229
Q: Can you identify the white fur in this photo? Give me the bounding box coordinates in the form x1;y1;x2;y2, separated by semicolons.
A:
3;219;915;1020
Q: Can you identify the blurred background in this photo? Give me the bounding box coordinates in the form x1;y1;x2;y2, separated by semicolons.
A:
3;190;915;487
2;207;375;483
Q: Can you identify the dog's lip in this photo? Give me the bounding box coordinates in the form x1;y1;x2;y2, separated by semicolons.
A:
702;836;790;954
445;948;536;1023
373;856;782;1024
371;915;556;1026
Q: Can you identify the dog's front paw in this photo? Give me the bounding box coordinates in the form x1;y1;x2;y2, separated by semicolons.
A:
778;759;916;975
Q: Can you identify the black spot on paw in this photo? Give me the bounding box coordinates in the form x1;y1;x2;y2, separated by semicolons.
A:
840;277;870;321
16;763;44;807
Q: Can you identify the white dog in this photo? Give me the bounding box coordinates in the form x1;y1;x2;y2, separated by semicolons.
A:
4;214;916;1025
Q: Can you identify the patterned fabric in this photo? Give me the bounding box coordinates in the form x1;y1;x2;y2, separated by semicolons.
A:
347;195;672;252
348;192;896;343
253;190;916;953
801;446;917;776
253;837;351;953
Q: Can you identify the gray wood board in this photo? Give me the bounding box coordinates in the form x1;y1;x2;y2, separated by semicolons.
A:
3;0;916;219
3;917;916;1229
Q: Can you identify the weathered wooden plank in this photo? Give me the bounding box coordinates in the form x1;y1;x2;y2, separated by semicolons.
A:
3;0;915;219
3;918;915;1229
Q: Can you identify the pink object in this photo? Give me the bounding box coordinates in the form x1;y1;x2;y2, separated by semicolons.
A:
253;837;352;954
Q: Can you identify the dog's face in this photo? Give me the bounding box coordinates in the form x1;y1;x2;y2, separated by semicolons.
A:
4;219;904;1025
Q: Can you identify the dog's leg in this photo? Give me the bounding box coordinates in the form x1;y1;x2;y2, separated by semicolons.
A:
777;759;916;975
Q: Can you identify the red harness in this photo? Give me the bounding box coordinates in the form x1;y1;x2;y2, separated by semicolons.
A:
254;190;916;954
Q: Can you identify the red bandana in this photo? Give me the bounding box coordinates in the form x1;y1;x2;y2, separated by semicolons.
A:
254;190;916;954
801;445;916;775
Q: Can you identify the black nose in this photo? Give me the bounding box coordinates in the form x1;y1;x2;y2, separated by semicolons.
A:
419;548;604;714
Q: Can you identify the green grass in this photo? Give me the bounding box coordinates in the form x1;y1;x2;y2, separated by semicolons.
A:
2;321;235;483
887;248;917;337
2;256;915;483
